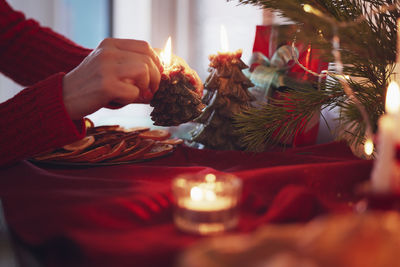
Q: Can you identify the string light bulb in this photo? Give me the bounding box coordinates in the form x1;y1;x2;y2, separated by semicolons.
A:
364;138;374;156
303;4;323;17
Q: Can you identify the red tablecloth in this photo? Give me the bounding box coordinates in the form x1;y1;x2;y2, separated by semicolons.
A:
0;142;372;267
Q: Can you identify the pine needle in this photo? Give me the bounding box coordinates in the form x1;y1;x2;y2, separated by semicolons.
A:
229;0;397;150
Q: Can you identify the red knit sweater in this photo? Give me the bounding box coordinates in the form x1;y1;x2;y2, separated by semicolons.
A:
0;0;92;166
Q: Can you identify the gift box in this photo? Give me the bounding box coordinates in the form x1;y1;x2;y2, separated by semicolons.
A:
249;25;328;147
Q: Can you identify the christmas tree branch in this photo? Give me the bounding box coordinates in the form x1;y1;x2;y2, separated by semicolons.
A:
234;79;345;151
230;0;398;149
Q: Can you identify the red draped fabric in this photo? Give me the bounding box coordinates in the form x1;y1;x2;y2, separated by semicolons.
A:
0;142;371;267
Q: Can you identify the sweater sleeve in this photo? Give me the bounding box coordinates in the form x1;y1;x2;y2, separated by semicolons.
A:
0;0;93;166
0;73;86;167
0;0;91;86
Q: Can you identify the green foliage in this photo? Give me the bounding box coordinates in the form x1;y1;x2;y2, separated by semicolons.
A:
230;0;398;150
235;78;344;150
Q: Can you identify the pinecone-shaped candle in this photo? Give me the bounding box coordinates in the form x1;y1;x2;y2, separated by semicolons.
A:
191;49;255;150
150;37;204;126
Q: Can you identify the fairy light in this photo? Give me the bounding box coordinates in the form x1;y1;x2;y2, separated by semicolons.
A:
303;4;312;13
364;138;374;156
303;4;323;17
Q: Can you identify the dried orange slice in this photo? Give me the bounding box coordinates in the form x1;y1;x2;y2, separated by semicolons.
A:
111;139;155;162
124;126;150;133
121;131;140;140
63;136;95;151
87;125;121;135
89;140;127;163
118;136;141;154
67;145;111;162
138;129;171;141
93;131;128;147
34;125;178;164
142;143;173;159
158;138;183;145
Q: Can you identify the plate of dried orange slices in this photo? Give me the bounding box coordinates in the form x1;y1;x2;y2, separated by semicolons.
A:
31;120;183;166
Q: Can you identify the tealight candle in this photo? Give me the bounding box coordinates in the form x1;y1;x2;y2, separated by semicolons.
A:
172;173;242;235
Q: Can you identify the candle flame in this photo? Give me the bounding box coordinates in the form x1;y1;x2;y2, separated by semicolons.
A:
364;138;374;156
190;185;217;202
220;25;229;52
204;190;216;201
190;186;203;201
386;81;400;114
205;173;216;183
160;36;172;67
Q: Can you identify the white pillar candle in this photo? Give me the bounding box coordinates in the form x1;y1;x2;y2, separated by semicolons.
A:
371;81;400;192
394;18;400;82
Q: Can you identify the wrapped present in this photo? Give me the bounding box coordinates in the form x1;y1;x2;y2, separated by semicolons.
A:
247;45;299;104
248;24;328;147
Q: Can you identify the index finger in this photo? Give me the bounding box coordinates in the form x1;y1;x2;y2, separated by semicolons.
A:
113;38;163;72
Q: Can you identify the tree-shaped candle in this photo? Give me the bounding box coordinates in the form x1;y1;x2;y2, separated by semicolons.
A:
150;37;204;126
191;26;255;150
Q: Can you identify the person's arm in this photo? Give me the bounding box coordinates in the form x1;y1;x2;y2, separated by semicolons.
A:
0;0;90;166
0;0;91;86
0;1;164;167
0;73;86;167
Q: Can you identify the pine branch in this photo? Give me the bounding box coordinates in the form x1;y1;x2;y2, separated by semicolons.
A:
234;79;345;151
229;0;398;148
233;0;398;62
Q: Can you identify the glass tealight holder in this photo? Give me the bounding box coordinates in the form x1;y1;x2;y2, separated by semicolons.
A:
172;173;242;235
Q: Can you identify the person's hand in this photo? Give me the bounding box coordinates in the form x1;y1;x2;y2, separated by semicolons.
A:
63;38;163;120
